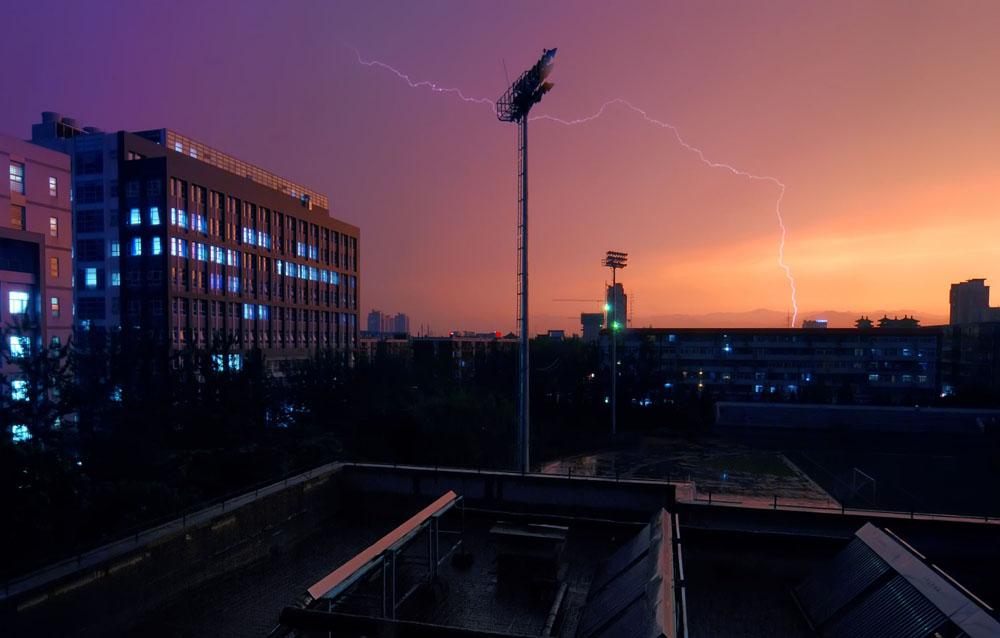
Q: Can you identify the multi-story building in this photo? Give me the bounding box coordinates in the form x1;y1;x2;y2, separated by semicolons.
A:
606;327;939;405
392;312;410;335
580;313;603;343
31;114;360;378
1;133;73;408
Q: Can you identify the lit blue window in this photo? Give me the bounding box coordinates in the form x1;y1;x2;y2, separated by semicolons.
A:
8;291;29;314
243;303;255;320
130;237;142;256
152;237;162;255
297;242;305;257
11;379;28;401
174;141;183;153
170;207;177;225
276;260;283;275
309;267;318;281
309;245;318;260
754;384;764;393
150;207;161;225
331;272;339;285
210;273;221;290
228;276;240;293
868;374;879;382
86;267;98;287
178;209;188;229
287;263;297;277
299;267;307;280
258;305;268;319
129;208;141;225
321;270;328;283
11;424;32;442
112;271;121;286
227;354;242;370
111;241;120;257
9;335;27;358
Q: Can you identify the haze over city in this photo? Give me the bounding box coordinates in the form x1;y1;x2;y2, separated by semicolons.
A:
4;1;998;332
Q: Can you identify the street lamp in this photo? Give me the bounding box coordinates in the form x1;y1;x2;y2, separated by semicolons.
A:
497;48;557;474
602;250;628;435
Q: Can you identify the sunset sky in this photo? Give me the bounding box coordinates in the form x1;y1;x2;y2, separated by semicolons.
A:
4;1;999;332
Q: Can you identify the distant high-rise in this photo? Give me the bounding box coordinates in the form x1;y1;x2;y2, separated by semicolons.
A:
605;283;627;330
367;310;385;335
393;312;410;335
950;279;990;324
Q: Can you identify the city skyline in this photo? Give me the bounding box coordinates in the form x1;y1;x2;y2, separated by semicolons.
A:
3;2;999;332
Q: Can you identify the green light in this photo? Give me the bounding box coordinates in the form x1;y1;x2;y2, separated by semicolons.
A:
613;321;621;330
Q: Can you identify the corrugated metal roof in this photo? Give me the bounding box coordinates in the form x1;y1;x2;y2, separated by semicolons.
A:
795;523;997;638
795;537;891;627
575;509;674;638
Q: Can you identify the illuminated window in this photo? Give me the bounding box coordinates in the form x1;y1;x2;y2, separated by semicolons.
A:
112;271;120;286
174;141;183;153
243;303;255;320
85;267;97;288
50;257;59;278
11;424;32;442
129;208;141;225
49;176;58;197
150;207;161;225
9;291;29;314
9;335;28;357
130;237;142;256
9;161;24;194
258;305;268;319
50;297;59;317
49;217;58;236
11;379;28;402
111;241;120;257
152;236;162;255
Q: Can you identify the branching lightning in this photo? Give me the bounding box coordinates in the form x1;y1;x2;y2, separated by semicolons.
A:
351;47;799;326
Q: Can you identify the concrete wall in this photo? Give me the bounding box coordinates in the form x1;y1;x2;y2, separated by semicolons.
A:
4;465;344;637
341;464;676;520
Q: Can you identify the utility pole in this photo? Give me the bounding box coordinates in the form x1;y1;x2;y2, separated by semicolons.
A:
497;48;557;473
603;251;628;436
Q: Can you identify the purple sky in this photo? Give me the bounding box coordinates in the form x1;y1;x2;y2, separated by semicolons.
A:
4;1;1000;332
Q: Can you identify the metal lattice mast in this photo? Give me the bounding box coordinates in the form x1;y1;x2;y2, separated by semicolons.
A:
497;48;556;473
603;251;628;436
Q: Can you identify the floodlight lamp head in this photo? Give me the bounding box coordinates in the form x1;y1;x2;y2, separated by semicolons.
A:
496;47;558;123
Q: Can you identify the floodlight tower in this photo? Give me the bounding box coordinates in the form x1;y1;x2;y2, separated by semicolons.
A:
603;250;628;436
497;48;557;474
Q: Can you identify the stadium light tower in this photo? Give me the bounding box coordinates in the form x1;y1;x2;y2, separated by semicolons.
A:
497;48;556;474
603;250;628;436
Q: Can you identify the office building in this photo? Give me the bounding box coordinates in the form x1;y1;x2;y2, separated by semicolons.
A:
1;133;73;410
31;114;360;376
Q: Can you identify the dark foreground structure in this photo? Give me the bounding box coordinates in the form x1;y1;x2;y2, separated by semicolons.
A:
3;463;999;637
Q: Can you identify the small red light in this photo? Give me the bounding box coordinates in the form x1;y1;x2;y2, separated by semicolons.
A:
495;331;502;338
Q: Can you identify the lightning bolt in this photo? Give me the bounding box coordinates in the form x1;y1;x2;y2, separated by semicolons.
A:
351;48;799;327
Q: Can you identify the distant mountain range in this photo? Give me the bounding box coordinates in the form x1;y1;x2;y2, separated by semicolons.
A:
639;308;948;329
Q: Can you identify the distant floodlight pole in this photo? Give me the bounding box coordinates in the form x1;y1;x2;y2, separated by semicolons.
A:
603;250;628;436
497;47;557;474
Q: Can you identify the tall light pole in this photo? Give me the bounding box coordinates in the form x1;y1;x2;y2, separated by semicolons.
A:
497;48;557;473
603;250;628;436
